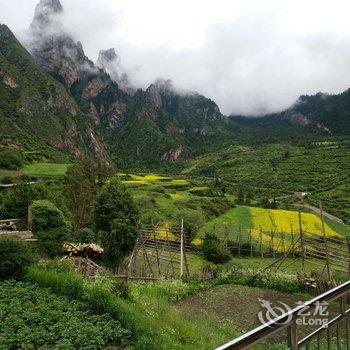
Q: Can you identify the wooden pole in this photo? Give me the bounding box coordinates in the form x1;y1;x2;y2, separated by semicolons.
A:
28;204;33;231
249;228;253;257
154;234;161;277
320;201;331;280
180;219;184;278
238;225;242;258
298;211;306;276
260;228;263;258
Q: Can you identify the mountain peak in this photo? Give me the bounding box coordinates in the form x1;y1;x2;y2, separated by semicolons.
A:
98;48;118;64
30;0;63;32
97;47;135;95
0;24;16;41
0;24;21;55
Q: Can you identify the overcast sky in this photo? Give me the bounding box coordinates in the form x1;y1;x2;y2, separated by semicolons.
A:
1;0;350;115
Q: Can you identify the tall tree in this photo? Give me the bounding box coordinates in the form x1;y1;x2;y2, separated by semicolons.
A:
63;159;112;228
93;179;139;271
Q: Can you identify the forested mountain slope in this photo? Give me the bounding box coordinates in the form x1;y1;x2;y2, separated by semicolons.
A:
0;24;103;162
1;0;350;169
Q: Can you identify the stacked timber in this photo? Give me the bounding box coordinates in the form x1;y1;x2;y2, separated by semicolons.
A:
63;243;103;259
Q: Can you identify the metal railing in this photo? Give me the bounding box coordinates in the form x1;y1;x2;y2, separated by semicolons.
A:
215;280;350;349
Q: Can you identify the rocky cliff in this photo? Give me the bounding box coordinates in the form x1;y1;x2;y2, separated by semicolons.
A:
18;0;233;167
0;23;105;160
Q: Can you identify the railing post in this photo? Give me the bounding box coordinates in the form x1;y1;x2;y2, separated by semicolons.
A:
287;322;298;350
340;294;347;315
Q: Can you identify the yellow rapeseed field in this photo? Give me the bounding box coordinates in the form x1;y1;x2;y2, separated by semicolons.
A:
249;207;339;237
120;173;188;186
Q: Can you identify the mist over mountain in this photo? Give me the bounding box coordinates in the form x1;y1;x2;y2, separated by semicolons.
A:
0;0;349;172
1;0;244;167
3;0;350;115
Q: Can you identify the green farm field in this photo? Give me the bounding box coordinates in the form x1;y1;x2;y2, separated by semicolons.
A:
22;162;70;177
183;141;350;224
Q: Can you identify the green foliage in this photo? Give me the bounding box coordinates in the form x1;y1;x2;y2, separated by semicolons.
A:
94;179;139;270
63;159;112;228
202;233;231;264
0;175;13;184
0;181;42;224
0;280;130;349
26;267;237;350
36;257;75;273
27;266;84;299
185;142;350;224
0;147;24;170
72;227;97;243
32;199;72;257
0;180;70;228
216;268;301;294
0;236;36;279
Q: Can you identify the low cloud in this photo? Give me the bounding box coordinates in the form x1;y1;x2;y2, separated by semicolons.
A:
2;0;350;115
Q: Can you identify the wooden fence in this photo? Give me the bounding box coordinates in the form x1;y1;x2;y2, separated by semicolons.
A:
210;211;350;278
119;223;197;280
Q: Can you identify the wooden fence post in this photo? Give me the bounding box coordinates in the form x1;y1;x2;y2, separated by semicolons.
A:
271;230;275;259
298;211;306;276
260;228;263;258
28;204;33;231
180;219;184;278
249;228;253;257
346;237;350;280
320;201;331;280
238;226;242;258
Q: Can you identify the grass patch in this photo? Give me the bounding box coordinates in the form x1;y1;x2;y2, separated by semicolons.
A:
25;266;239;349
200;205;252;236
22;162;69;177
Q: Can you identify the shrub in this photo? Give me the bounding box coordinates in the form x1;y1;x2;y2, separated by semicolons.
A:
32;200;72;257
0;148;24;170
72;227;97;244
202;233;231;264
0;236;37;279
0;181;42;224
213;267;301;294
173;209;205;242
227;240;255;256
0;176;13;184
36;258;75;273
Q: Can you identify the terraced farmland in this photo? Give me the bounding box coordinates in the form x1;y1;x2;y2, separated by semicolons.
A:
200;205;350;244
116;173;233;230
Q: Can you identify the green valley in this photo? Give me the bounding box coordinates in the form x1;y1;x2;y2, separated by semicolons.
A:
1;0;350;349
